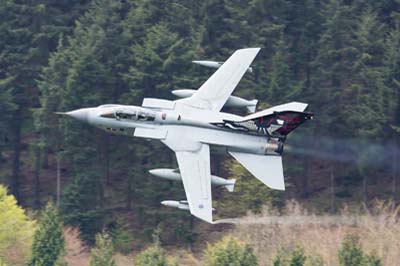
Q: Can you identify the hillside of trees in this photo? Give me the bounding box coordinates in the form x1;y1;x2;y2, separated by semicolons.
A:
0;0;399;264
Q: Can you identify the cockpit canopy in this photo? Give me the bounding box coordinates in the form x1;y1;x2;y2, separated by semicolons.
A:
100;106;156;122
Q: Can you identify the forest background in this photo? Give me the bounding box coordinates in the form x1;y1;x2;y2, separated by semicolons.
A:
0;0;399;265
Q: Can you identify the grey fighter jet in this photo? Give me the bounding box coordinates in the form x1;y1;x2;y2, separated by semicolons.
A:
63;48;313;223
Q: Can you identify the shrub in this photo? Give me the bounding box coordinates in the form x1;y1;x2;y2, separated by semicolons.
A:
90;232;116;266
338;235;364;266
204;235;258;266
135;245;169;266
273;249;288;266
364;253;382;266
29;202;65;266
290;246;307;266
109;220;133;254
272;246;316;266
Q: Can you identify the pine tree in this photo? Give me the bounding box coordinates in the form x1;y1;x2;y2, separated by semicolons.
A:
134;245;169;266
273;249;288;266
90;232;116;266
0;0;90;202
60;173;104;243
266;34;300;102
203;235;258;266
39;0;129;242
338;235;364;266
29;202;65;266
364;253;382;266
289;246;307;266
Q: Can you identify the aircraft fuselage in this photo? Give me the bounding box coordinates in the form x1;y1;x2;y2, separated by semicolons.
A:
67;104;280;156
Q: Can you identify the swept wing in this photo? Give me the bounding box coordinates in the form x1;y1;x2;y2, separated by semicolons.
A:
179;48;260;111
161;128;213;223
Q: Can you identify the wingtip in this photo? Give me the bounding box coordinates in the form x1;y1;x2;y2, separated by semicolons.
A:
236;47;261;53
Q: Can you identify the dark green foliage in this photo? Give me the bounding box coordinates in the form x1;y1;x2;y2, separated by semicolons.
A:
60;174;104;244
109;220;134;254
272;246;317;266
273;249;287;266
338;235;364;266
90;233;116;266
364;253;382;266
289;246;307;266
29;202;64;266
338;235;383;266
0;0;90;201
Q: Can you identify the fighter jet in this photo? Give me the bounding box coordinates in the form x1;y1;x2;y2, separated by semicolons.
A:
62;48;313;223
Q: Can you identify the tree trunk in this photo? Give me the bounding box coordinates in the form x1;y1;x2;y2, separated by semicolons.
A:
330;172;335;213
33;147;41;209
41;145;49;168
104;134;110;185
392;135;398;202
126;175;132;210
10;119;21;203
302;157;310;198
56;153;61;207
363;175;368;208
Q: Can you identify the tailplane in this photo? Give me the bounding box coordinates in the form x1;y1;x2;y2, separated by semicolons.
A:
229;151;284;190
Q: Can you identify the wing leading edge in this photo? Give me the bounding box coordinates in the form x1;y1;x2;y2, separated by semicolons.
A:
174;144;213;223
179;48;261;112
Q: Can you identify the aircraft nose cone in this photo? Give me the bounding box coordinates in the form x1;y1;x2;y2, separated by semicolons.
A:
66;108;92;123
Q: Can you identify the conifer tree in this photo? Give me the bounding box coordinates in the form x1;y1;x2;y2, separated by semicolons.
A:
289;246;307;266
29;202;64;266
134;245;169;266
60;173;104;243
364;253;382;266
90;232;116;266
0;0;90;202
204;235;258;266
338;235;364;266
38;0;129;242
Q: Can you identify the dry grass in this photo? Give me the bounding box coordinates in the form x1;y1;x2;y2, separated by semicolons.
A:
63;201;400;265
64;227;90;266
231;200;400;266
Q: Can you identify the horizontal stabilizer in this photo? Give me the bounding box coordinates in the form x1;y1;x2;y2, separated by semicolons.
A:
228;151;285;190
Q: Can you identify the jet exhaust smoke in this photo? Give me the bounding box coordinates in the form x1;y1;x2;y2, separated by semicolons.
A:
285;133;400;172
213;215;370;225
